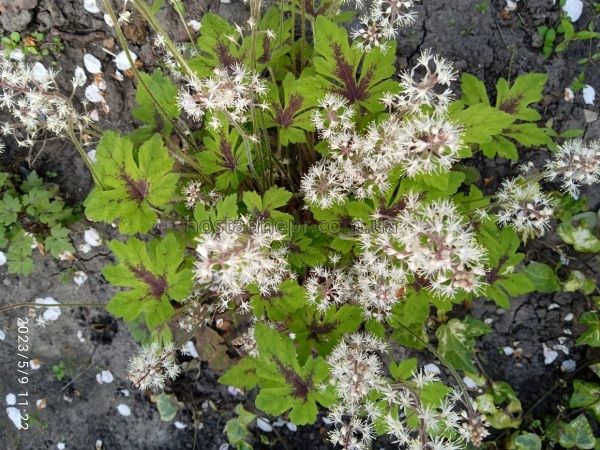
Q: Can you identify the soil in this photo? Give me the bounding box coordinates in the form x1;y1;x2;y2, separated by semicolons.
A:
0;0;599;449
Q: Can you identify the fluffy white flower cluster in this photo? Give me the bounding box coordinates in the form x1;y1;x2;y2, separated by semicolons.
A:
350;0;418;51
545;139;600;198
302;53;463;209
194;219;290;312
306;197;486;320
178;63;267;129
326;333;489;450
127;342;181;390
181;180;220;209
495;178;554;241
0;56;90;147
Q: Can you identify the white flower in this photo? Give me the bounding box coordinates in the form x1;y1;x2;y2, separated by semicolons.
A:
194;219;290;312
545;139;600;197
128;342;181;390
178;64;266;127
496;178;554;240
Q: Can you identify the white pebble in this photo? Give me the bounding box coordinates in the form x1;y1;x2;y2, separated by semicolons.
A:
187;20;201;32
83;0;100;13
218;445;230;450
547;303;560;310
553;344;569;355
85;84;104;103
78;243;92;254
9;48;25;61
561;359;576;372
96;370;114;384
563;0;583;22
174;421;187;429
73;271;88;287
77;330;85;343
543;343;558;365
31;62;50;84
503;346;514;356
87;149;97;163
73;66;87;87
286;422;297;432
462;376;478;389
6;407;22;429
0;329;5;340
30;359;42;370
423;363;441;374
84;228;102;247
183;341;199;359
57;443;66;450
583;85;596;105
0;251;6;266
114;51;137;71
256;418;272;432
6;393;16;406
117;404;131;416
35;297;61;321
83;54;102;74
564;313;574;322
227;386;243;396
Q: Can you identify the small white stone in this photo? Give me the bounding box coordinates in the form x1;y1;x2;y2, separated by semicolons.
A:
83;0;100;13
89;109;100;122
322;416;334;425
84;228;102;247
563;0;583;22
462;376;478;389
183;341;199;359
0;251;7;266
548;303;560;310
564;313;574;322
503;346;514;356
96;370;114;384
36;398;47;409
83;54;103;74
73;66;87;87
561;359;576;372
73;271;88;286
9;48;25;61
187;20;201;32
117;404;131;416
218;444;230;450
85;84;104;103
114;70;124;82
31;62;50;84
174;421;187;429
87;149;97;163
6;393;16;406
583;85;596;105
505;0;518;11
57;443;66;450
77;330;85;343
423;363;441;374
114;51;137;71
6;407;22;429
564;329;573;335
553;344;569;355
220;0;231;3
121;389;130;397
35;297;61;321
227;386;243;396
484;318;494;325
103;13;114;27
0;329;5;340
78;243;92;254
543;343;558;365
256;418;273;432
558;337;568;344
95;440;103;450
286;422;297;432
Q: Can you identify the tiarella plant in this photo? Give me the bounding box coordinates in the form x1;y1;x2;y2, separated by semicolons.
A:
2;0;600;449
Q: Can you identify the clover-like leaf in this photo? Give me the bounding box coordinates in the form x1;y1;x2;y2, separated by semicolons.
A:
84;132;178;234
103;233;193;329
